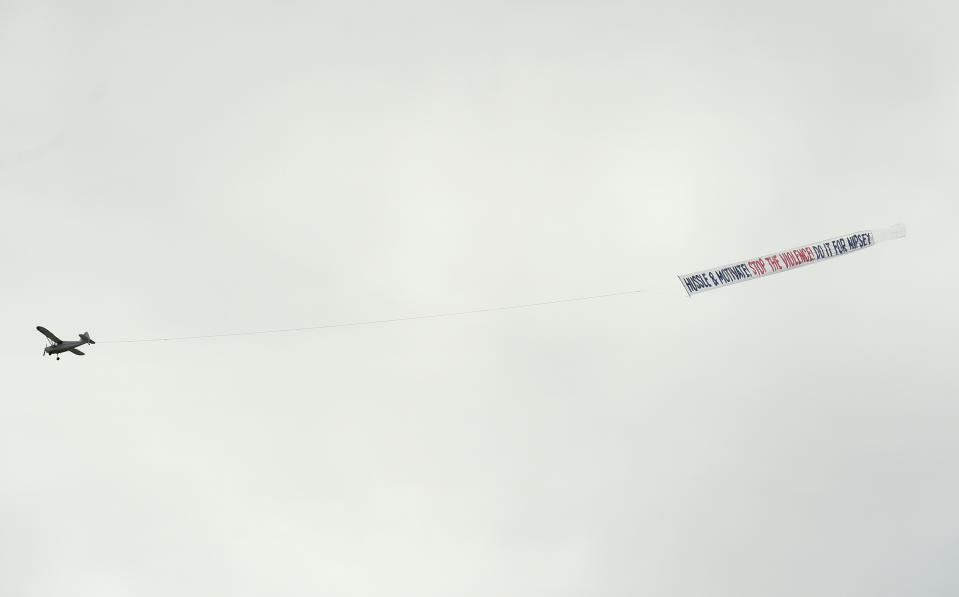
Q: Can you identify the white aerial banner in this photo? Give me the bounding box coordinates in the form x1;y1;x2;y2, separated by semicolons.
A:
678;224;906;297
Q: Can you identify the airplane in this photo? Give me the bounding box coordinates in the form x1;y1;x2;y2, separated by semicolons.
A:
37;326;95;360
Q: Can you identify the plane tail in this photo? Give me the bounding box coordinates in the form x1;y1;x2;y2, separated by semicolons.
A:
80;332;95;344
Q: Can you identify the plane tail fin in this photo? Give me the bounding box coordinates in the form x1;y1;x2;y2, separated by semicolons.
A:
80;332;95;344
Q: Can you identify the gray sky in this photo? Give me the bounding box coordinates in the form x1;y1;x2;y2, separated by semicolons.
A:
2;1;957;595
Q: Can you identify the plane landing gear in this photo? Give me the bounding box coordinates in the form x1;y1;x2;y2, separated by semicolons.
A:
56;356;60;360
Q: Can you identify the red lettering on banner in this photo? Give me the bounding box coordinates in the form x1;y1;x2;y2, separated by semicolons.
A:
748;259;766;276
778;247;816;269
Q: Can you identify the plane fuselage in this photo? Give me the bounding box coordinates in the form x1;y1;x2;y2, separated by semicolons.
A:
45;339;89;355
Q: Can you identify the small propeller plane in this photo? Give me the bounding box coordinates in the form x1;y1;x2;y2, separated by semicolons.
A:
37;326;95;360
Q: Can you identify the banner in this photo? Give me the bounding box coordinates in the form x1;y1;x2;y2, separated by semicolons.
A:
678;224;906;297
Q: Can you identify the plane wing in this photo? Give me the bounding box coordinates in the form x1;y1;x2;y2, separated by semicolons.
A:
69;348;85;356
37;326;62;343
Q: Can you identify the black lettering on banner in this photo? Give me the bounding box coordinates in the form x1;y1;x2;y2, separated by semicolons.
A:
683;274;713;293
847;233;871;250
710;264;753;286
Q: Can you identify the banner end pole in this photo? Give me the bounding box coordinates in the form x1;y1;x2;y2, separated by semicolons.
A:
875;223;907;244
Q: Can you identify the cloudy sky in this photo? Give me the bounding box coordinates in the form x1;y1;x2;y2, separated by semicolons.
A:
2;1;957;595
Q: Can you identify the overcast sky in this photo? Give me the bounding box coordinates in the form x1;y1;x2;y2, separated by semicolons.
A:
2;1;957;595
